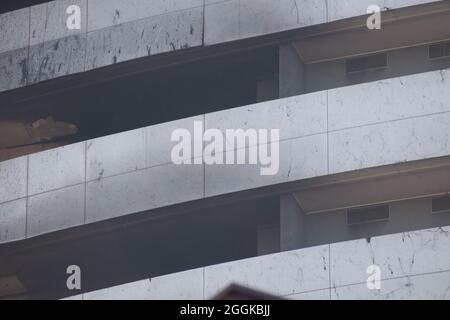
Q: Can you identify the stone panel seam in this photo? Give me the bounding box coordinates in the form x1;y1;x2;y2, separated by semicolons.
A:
25;155;30;239
84;141;87;224
329;109;450;134
282;286;331;298
86;5;205;35
328;243;331;299
27;181;85;198
326;90;330;175
331;268;450;290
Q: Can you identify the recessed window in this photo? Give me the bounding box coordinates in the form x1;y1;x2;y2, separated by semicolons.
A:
347;205;390;225
429;41;450;60
432;196;450;213
346;53;388;74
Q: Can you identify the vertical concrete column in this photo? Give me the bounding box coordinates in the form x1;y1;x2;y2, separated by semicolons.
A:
279;44;305;98
280;194;306;251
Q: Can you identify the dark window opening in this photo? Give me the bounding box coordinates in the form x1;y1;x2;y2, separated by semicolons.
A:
0;46;278;162
429;41;450;60
0;0;52;14
346;53;388;74
347;205;390;225
432;195;450;213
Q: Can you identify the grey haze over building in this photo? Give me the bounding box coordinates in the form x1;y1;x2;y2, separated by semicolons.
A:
0;0;450;300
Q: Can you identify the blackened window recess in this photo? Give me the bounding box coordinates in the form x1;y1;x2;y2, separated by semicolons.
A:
429;41;450;59
432;196;450;213
347;205;390;225
346;53;388;74
0;0;51;14
1;46;278;144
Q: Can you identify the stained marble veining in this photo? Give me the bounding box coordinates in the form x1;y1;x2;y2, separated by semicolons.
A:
30;0;87;46
28;34;87;84
204;0;327;44
0;47;28;91
85;7;203;70
330;226;450;287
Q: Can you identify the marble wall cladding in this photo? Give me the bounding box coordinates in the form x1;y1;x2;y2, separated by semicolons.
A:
28;142;85;195
0;156;27;204
85;7;203;70
87;0;204;32
328;69;450;131
204;0;327;45
30;0;87;46
327;0;441;22
62;226;450;300
145;116;204;168
83;268;203;300
329;112;450;174
0;199;27;244
86;128;146;181
0;8;30;54
286;288;331;300
204;245;330;298
204;133;328;197
83;279;153;300
85;162;203;223
330;226;450;287
27;184;85;237
28;34;87;84
205;91;327;151
332;271;450;300
0;47;28;91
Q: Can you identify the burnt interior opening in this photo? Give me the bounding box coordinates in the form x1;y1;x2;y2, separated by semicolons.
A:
0;45;278;161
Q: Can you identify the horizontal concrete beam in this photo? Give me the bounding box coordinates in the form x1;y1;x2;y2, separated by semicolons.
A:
64;225;450;300
0;68;449;242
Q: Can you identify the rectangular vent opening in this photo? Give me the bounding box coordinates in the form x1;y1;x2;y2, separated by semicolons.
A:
429;41;450;60
432;196;450;213
347;205;389;225
346;53;387;74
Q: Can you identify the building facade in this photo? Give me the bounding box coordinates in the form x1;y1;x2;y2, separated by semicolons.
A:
0;0;450;299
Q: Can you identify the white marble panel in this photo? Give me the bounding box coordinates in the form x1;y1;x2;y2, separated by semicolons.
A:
205;91;327;151
28;34;87;84
85;7;203;70
204;0;327;45
0;156;27;204
0;8;30;53
88;0;204;31
0;199;27;243
87;128;145;181
204;245;329;298
205;133;328;197
145;116;204;168
329;69;450;131
28;142;85;195
0;47;28;92
27;184;85;237
330;226;450;287
332;271;450;300
327;0;441;22
286;288;331;300
30;0;87;45
329;112;450;174
83;268;203;300
85;163;203;223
